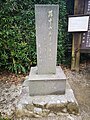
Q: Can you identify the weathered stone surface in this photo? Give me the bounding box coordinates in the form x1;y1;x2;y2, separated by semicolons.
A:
33;101;47;109
61;108;67;113
48;112;56;117
46;103;66;112
24;66;66;96
55;112;68;116
15;109;42;118
16;82;79;118
24;104;34;111
67;114;82;120
67;102;79;115
42;109;50;116
34;107;42;115
66;89;78;103
15;109;35;118
35;5;59;74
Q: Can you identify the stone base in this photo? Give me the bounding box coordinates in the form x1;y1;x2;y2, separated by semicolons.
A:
15;82;80;118
24;66;66;96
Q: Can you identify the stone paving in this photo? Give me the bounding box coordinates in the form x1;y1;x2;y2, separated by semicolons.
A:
0;67;90;120
15;81;79;119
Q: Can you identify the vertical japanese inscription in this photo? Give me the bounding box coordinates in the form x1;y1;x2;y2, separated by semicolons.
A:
48;10;53;60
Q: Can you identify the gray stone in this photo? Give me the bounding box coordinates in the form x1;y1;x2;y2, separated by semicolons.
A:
67;102;79;115
46;103;66;112
48;112;56;117
16;82;79;116
32;101;47;109
65;89;78;103
61;108;67;113
35;5;59;74
15;109;34;118
42;109;50;116
34;107;42;114
24;66;66;96
23;4;67;96
25;104;34;111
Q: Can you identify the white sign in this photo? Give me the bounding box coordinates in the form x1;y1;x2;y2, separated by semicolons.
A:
68;16;89;32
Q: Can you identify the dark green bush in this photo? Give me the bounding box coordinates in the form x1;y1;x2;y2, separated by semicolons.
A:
0;0;68;74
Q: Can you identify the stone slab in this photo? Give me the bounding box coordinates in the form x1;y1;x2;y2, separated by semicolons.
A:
24;66;66;96
16;81;80;118
35;5;59;74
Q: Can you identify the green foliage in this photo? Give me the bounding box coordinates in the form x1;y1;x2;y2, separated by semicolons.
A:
0;118;11;120
0;0;68;73
0;0;36;74
57;0;68;64
0;113;11;120
66;0;74;15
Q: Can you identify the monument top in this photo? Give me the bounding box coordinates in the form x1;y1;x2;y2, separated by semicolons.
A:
35;4;59;6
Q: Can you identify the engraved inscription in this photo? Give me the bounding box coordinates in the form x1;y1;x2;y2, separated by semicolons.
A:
35;5;59;74
48;10;53;60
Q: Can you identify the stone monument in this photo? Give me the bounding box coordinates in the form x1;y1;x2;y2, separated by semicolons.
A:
25;4;66;96
16;5;79;118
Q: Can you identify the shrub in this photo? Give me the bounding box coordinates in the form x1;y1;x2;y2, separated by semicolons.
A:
0;0;68;74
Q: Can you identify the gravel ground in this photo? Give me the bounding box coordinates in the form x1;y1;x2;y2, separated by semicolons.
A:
0;64;90;120
65;66;90;120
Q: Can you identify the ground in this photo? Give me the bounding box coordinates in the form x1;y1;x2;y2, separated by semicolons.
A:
0;62;90;120
64;63;90;120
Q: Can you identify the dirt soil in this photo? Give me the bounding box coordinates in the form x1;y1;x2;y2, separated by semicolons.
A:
0;62;90;120
64;63;90;120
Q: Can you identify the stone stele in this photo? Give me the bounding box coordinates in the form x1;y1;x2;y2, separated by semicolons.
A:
24;4;66;96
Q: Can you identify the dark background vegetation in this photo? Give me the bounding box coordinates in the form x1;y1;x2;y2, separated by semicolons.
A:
0;0;74;74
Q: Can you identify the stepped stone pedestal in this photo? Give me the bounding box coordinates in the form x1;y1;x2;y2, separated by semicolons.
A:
16;81;80;118
24;66;66;96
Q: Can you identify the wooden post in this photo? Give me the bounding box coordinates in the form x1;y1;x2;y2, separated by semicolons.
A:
71;0;85;71
71;0;79;70
71;34;75;70
75;33;82;71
